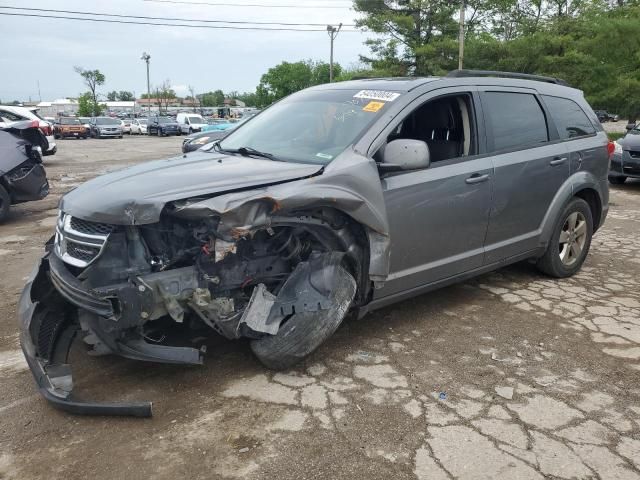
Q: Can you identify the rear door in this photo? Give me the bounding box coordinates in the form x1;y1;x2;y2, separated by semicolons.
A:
480;88;570;263
540;95;602;178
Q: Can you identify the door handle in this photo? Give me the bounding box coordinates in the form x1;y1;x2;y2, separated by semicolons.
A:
550;157;568;166
465;173;490;184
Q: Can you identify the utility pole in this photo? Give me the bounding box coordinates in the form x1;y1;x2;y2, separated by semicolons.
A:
458;1;465;70
141;52;151;117
327;23;342;82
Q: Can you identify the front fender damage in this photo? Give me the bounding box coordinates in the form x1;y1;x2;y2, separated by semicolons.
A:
19;154;390;416
170;154;390;284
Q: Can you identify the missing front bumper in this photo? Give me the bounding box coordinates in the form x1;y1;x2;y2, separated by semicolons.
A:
17;253;192;417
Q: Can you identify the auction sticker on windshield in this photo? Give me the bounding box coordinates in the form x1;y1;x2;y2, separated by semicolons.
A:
354;90;401;102
363;101;385;112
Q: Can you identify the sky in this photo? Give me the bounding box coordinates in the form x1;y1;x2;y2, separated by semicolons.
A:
0;0;374;102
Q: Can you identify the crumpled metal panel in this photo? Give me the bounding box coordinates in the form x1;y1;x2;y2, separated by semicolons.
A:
172;152;391;280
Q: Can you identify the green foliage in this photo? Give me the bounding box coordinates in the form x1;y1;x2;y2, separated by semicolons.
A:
77;92;105;117
354;0;640;119
255;60;341;106
74;67;105;103
198;89;226;107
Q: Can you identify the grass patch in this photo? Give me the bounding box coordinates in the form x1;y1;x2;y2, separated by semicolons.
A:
607;132;626;141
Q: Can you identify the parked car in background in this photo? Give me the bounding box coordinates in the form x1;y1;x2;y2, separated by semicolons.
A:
176;113;208;134
0;120;50;222
53;117;87;139
148;116;180;136
0;105;56;156
121;119;132;134
181;129;229;153
609;122;640;184
89;117;123;138
130;118;148;135
18;71;610;416
594;110;620;123
201;119;237;133
78;117;91;136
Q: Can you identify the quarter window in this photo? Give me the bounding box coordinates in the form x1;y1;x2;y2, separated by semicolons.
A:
484;92;548;152
542;95;596;140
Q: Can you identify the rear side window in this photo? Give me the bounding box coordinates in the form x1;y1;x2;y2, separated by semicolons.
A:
542;95;595;140
483;92;548;152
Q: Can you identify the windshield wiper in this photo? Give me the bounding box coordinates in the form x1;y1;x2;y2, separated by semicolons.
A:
213;143;279;161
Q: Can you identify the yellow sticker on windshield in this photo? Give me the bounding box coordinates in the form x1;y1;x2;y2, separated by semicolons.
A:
363;101;385;112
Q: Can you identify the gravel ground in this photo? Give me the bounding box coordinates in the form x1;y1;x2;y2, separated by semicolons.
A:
0;136;639;480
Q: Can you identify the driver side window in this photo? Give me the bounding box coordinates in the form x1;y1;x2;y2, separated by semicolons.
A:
378;93;477;164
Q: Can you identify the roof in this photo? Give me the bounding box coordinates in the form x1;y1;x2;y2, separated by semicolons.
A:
312;77;439;92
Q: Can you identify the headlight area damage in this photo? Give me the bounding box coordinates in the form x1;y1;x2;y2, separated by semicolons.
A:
19;172;388;416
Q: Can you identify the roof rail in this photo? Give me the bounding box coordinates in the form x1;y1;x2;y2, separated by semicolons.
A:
446;69;569;87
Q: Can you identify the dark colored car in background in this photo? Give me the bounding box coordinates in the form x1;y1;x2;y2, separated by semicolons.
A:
594;110;620;122
148;116;180;136
54;117;87;139
609;123;640;184
17;71;610;416
0;120;50;222
181;129;228;153
89;117;123;139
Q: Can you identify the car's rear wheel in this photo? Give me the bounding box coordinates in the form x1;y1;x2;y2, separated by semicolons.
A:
0;185;10;223
536;197;593;278
608;175;627;185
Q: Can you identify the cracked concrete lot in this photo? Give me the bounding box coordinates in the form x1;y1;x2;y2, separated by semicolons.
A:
0;137;639;479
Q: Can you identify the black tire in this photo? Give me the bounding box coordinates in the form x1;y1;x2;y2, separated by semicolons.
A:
0;184;10;223
250;265;357;370
54;133;60;139
536;197;593;278
608;175;627;185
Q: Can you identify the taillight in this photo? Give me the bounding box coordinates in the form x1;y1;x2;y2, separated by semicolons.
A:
607;141;615;159
39;123;52;136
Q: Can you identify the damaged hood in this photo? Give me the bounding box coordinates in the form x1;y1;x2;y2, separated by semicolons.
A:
60;151;322;225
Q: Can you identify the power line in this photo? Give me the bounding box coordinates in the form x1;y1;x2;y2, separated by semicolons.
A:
0;5;356;27
0;11;361;32
143;0;353;9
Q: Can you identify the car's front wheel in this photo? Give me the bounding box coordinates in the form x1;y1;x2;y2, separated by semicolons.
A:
608;175;627;185
536;197;593;278
251;262;356;370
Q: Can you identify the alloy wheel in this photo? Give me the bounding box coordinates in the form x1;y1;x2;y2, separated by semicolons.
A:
558;211;587;266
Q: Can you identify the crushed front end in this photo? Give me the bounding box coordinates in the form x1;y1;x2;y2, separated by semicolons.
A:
19;206;368;416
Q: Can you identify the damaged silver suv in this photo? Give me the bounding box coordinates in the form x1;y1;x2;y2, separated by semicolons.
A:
19;70;611;416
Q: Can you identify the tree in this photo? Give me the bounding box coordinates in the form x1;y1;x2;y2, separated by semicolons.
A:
77;92;105;117
198;89;226;107
255;60;342;105
154;80;176;114
74;67;105;116
353;0;460;76
188;86;198;111
117;91;135;101
107;91;118;101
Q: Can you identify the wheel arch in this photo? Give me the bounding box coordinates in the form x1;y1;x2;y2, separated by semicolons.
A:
540;172;606;245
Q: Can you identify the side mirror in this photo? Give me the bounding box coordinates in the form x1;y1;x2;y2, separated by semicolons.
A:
382;139;430;170
626;123;636;131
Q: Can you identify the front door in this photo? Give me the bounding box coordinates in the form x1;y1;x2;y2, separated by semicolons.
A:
374;90;493;298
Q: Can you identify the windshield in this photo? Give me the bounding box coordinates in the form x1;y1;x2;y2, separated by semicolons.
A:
188;116;205;123
60;118;80;125
628;124;640;135
158;117;174;124
96;117;121;125
220;89;397;164
79;117;90;123
138;119;148;125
